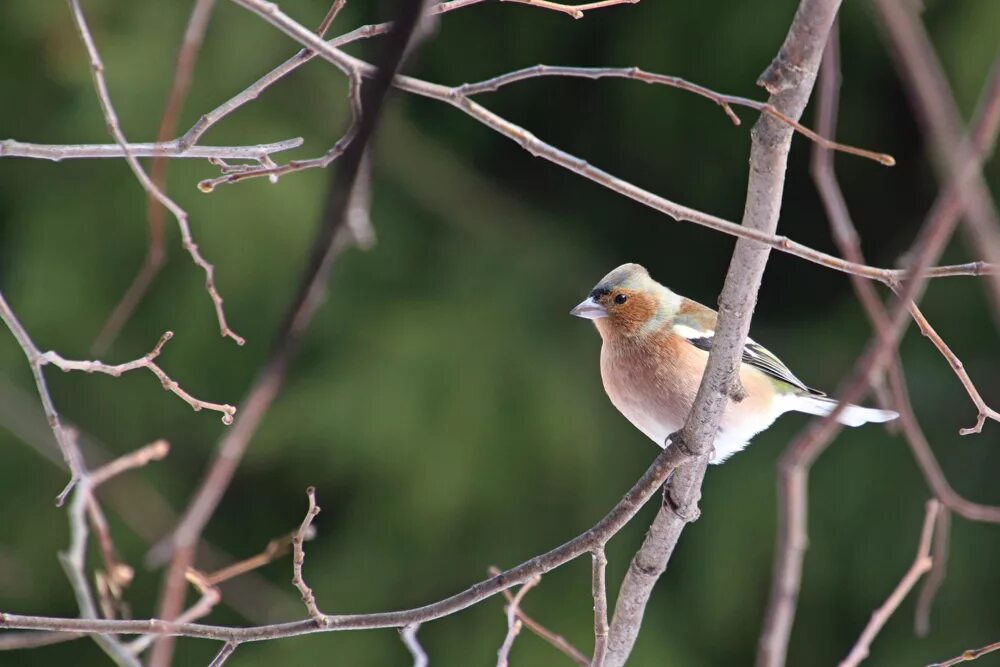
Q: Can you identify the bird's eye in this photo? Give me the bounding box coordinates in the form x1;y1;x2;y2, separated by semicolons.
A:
614;294;628;305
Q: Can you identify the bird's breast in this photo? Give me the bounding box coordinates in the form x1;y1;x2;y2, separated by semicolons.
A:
599;335;699;446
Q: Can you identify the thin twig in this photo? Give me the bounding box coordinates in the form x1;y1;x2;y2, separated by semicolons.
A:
401;624;428;667
2;440;697;641
66;0;244;345
0;289;87;502
839;501;939;667
915;507;950;637
929;640;1000;667
488;566;590;666
126;569;222;655
39;332;236;425
88;497;134;619
808;33;955;650
59;473;141;667
900;297;1000;435
874;2;1000;327
208;641;239;667
291;487;327;626
177;0;623;148
501;0;637;20
757;37;1000;667
0;631;85;650
148;2;431;664
91;440;171;487
591;548;608;667
197;73;364;191
0;138;303;161
497;575;541;667
129;0;219;359
0;378;303;626
203;59;895;191
224;0;996;287
203;530;305;587
455;65;892;165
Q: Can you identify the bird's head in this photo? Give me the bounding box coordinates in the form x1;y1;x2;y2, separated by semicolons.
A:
570;263;678;338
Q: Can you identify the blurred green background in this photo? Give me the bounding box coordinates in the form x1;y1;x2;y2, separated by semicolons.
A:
1;0;999;665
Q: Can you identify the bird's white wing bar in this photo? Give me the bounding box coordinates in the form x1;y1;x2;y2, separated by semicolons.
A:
676;326;818;395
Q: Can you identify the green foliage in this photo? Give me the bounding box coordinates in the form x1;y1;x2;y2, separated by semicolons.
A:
0;1;998;665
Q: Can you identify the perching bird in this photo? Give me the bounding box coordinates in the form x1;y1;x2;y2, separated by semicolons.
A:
570;263;898;463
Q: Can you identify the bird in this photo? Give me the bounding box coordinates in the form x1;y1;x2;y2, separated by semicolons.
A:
570;263;898;463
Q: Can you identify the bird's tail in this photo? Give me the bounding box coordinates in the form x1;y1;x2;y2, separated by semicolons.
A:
786;394;899;427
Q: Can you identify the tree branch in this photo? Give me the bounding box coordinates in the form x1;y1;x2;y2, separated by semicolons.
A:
220;0;995;288
1;442;697;642
0;137;303;161
757;39;1000;667
147;1;432;663
604;1;843;664
838;500;938;667
66;0;245;345
874;1;1000;326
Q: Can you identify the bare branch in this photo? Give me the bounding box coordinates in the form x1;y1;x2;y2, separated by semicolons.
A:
1;441;697;642
874;2;1000;325
929;640;1000;667
606;0;842;663
591;548;609;667
39;332;236;425
88;498;134;619
900;297;1000;435
225;0;995;288
500;0;638;20
91;440;171;488
915;507;950;637
203;530;304;587
0;138;302;162
401;624;428;667
292;487;327;627
66;0;245;345
839;500;939;667
178;0;624;148
758;37;1000;667
208;641;238;667
497;575;541;667
148;3;432;663
59;473;141;667
197;73;364;191
0;631;84;651
488;566;590;666
0;289;87;501
456;65;893;165
126;570;222;655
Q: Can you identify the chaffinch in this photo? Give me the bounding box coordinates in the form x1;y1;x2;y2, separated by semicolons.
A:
571;263;898;463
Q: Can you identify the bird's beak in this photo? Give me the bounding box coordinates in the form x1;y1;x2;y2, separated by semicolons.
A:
570;296;608;320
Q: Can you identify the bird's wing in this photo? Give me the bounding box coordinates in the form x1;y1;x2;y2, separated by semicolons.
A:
672;300;822;395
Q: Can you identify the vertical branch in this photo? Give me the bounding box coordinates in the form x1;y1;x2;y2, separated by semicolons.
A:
92;0;217;355
148;2;430;664
496;576;541;667
838;501;939;667
758;35;1000;667
400;624;428;667
291;487;326;626
0;290;86;502
66;0;244;346
591;547;609;667
874;1;1000;324
914;507;950;637
604;1;843;665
